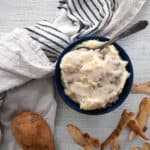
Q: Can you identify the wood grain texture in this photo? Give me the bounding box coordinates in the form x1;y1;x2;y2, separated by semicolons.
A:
0;0;150;150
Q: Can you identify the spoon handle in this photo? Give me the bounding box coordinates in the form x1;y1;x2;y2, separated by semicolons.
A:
99;20;148;49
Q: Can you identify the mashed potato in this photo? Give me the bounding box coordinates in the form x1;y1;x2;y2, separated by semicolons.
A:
60;40;130;110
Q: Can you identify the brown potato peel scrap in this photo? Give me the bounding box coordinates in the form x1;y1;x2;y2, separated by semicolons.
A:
110;137;121;150
101;110;149;150
67;124;88;147
131;82;150;94
67;124;100;149
131;143;150;150
141;143;150;150
84;144;92;150
130;146;141;150
67;101;150;150
128;119;149;140
129;97;150;141
101;110;134;150
90;137;101;148
83;133;100;148
83;133;90;142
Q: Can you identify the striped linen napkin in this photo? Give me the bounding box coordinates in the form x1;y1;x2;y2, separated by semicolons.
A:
0;0;147;149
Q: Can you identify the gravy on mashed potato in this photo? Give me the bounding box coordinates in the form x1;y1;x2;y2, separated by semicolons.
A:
60;40;130;110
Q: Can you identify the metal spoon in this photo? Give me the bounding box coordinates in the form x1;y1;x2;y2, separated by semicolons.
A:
77;20;148;51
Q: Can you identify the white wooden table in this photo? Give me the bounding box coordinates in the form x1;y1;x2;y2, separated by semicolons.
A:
0;1;150;150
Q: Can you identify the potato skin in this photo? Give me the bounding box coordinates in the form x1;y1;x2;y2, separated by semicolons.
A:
11;112;55;150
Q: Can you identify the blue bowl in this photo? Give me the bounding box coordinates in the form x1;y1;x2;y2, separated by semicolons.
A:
54;36;134;115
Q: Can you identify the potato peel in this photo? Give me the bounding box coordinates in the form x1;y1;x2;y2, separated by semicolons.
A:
67;124;100;149
90;137;101;148
83;133;90;142
110;138;121;150
131;143;150;150
141;143;150;150
129;97;150;140
130;146;141;150
101;110;134;150
128;119;149;140
101;109;149;150
67;124;88;147
84;145;92;150
131;82;150;94
83;133;100;148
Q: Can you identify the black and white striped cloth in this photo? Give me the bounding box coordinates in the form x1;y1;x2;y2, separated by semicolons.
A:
26;0;118;62
26;21;70;62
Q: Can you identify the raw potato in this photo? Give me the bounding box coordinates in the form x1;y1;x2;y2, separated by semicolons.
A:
141;143;150;150
11;112;55;150
129;97;150;140
131;82;150;94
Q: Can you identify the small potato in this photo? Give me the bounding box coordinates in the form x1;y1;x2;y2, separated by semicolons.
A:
11;112;55;150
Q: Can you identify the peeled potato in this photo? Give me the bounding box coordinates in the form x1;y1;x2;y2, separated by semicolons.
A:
11;112;55;150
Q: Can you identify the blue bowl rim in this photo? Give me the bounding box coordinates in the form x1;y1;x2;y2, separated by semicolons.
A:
54;36;134;115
